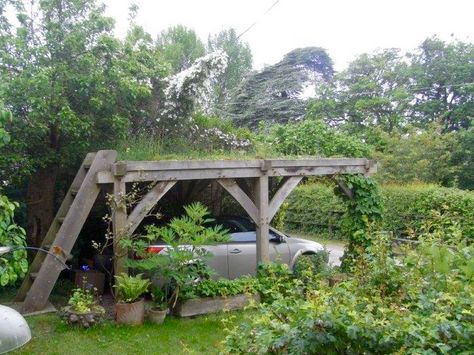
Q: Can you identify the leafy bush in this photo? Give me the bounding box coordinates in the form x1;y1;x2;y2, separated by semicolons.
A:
224;224;474;354
180;276;257;300
258;119;373;158
66;287;104;314
124;202;230;308
0;110;28;287
114;273;150;303
284;182;474;241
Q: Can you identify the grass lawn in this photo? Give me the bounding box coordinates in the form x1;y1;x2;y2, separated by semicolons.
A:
11;311;245;355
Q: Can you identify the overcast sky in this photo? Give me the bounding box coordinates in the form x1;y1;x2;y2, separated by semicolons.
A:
103;0;473;71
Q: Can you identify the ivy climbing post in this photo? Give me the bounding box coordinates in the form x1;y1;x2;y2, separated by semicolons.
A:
335;174;383;271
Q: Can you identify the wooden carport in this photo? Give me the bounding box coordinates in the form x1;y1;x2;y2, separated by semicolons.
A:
15;150;376;314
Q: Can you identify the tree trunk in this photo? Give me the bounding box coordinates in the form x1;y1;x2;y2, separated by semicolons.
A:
26;166;58;247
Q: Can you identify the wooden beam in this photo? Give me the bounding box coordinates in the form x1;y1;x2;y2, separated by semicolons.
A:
96;165;370;184
21;150;117;314
112;178;128;276
217;179;258;224
15;153;97;302
255;175;270;263
125;181;176;236
268;176;303;220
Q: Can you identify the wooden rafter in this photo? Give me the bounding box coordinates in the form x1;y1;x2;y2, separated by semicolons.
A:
217;179;258;223
268;176;303;221
125;181;177;236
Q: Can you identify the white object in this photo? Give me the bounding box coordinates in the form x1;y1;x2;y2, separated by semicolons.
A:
0;305;32;353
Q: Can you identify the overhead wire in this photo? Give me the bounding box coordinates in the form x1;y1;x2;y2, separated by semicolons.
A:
237;0;281;40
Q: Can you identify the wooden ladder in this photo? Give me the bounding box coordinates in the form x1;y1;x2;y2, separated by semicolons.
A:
15;150;117;314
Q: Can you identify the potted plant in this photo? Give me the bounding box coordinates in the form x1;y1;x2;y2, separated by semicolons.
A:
114;273;150;325
148;287;168;324
60;287;105;328
74;264;105;295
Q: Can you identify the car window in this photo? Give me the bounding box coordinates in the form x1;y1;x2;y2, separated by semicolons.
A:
230;231;281;243
230;232;256;243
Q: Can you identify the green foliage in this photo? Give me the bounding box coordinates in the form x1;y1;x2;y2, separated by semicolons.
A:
310;48;410;134
0;0;164;182
335;175;383;270
226;47;334;127
207;28;253;106
125;202;230;308
67;287;104;314
156;25;205;74
256;262;298;303
374;125;461;186
224;225;474;354
0;194;27;286
259;118;373;158
113;273;150;303
285;182;474;242
256;252;329;304
0;109;27;287
309;37;473;134
181;276;257;300
409;37;474;131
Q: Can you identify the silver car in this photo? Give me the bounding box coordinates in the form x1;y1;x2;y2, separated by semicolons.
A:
148;216;324;279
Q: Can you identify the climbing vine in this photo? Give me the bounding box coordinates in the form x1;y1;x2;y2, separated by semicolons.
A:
335;174;383;271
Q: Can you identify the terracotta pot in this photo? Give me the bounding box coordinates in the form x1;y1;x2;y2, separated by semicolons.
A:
115;299;145;325
74;270;105;295
148;308;167;324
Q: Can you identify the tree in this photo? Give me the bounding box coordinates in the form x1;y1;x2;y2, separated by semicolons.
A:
309;49;411;134
374;125;459;186
207;28;252;107
156;25;205;74
0;0;162;246
225;47;334;128
409;37;474;131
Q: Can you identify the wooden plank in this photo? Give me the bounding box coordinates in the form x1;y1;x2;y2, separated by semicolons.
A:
113;178;128;276
255;175;270;263
15;153;96;302
217;179;258;224
122;158;371;171
122;160;262;171
125;181;176;236
268;176;303;220
20;150;117;313
97;165;370;184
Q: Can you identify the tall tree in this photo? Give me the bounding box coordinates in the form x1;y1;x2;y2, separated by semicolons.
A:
156;25;205;74
0;0;162;246
409;37;474;131
225;47;333;128
309;49;411;134
207;28;252;107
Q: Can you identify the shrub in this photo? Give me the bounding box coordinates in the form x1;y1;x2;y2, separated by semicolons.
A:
284;182;474;241
114;273;150;303
180;276;258;300
223;224;474;354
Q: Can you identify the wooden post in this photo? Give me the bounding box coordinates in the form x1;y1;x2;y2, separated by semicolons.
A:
113;178;128;275
255;175;270;264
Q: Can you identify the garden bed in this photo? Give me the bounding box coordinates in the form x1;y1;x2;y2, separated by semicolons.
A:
175;293;260;317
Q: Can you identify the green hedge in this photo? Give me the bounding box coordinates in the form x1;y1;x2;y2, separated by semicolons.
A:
283;183;474;240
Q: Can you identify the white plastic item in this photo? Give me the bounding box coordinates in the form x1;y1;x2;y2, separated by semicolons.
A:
0;305;32;354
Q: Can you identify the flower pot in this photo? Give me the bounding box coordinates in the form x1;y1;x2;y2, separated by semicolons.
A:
148;308;167;324
115;299;145;325
74;270;105;295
